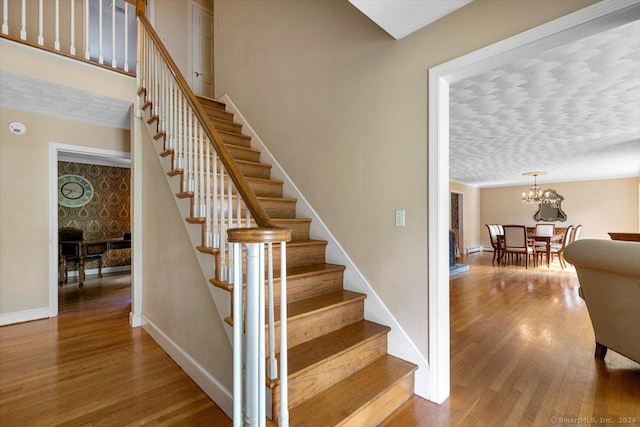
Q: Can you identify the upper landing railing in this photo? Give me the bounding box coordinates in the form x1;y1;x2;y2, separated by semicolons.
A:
0;0;143;76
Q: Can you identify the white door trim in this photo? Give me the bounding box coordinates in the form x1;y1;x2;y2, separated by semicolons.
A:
49;143;131;318
427;0;640;403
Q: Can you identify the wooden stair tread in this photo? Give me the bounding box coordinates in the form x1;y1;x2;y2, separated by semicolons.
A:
211;263;344;290
163;165;281;185
224;289;364;326
176;192;296;203
202;239;326;256
275;320;390;381
288;356;417;426
196;95;226;110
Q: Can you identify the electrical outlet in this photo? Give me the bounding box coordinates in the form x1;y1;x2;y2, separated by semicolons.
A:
395;210;406;227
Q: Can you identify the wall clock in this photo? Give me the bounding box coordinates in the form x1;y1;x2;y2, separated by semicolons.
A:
58;174;94;208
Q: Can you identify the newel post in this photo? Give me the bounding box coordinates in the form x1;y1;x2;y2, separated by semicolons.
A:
136;0;146;17
227;227;292;427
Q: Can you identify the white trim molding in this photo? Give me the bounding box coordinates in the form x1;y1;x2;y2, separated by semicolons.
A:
220;95;431;399
142;316;234;418
427;0;640;403
0;307;50;326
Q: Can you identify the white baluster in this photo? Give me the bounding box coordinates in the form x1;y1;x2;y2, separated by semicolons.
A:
135;17;141;119
205;136;212;247
177;93;183;170
279;241;289;427
244;242;261;427
70;0;75;55
84;0;89;59
2;0;8;35
98;0;103;63
258;242;266;426
220;165;226;281
111;0;116;67
54;0;60;50
37;0;43;45
199;125;205;218
20;0;26;40
123;2;128;71
193;121;200;218
267;243;277;380
227;175;233;279
212;149;219;247
187;110;194;192
232;241;243;427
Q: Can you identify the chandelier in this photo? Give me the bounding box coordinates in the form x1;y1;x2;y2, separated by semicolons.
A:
521;172;556;206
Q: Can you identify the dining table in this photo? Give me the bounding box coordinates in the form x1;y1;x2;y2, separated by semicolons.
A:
496;233;563;268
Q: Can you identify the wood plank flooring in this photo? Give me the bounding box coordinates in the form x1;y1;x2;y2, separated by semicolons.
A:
381;252;640;426
0;273;232;427
2;253;639;426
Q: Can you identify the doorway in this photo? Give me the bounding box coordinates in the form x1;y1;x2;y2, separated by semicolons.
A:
426;1;640;403
49;143;131;318
191;2;214;97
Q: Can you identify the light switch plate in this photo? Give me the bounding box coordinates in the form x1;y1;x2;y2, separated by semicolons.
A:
395;210;406;227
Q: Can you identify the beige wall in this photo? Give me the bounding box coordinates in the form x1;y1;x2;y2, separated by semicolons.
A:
450;181;481;253
0;108;130;315
140;117;233;394
213;0;598;357
479;177;640;247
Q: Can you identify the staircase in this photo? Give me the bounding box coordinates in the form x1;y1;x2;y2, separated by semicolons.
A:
139;91;417;425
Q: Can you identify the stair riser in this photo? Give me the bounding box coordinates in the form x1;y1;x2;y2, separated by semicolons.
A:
231;268;344;311
203;105;234;122
219;131;252;148
236;161;272;179
272;334;388;416
197;97;226;111
185;196;295;220
210;117;243;133
337;372;414;427
231;243;327;273
267;299;364;355
227;145;261;163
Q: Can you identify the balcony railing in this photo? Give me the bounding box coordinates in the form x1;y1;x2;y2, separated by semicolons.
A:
1;0;139;75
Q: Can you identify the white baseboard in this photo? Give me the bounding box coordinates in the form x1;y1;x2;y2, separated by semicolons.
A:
220;94;431;399
0;307;50;326
66;265;132;277
142;316;233;418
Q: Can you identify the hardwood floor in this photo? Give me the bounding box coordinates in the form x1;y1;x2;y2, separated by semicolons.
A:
381;252;640;427
2;255;639;426
0;273;232;427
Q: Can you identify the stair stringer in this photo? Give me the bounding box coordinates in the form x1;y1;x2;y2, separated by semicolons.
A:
140;108;235;348
220;94;431;399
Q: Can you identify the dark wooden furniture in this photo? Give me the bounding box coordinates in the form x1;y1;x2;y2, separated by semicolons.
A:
608;232;640;242
58;229;131;288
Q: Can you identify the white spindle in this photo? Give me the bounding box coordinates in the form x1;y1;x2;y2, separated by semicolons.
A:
123;2;128;71
267;243;277;380
199;125;205;218
84;0;89;59
258;242;266;426
54;0;60;50
220;164;226;280
212;148;219;247
111;0;116;67
245;243;261;427
227;175;233;279
70;0;75;55
37;0;43;45
98;0;103;63
279;241;289;427
20;0;26;39
205;137;212;247
178;93;184;169
2;0;8;35
187;110;193;192
232;241;243;427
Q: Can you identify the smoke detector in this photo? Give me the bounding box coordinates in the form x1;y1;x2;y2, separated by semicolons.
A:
8;121;27;135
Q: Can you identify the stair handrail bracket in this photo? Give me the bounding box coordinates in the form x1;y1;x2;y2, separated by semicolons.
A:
229;227;291;427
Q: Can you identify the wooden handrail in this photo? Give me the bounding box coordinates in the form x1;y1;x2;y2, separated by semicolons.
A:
139;16;275;229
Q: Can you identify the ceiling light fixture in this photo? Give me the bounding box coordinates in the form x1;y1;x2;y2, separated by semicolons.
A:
522;171;556;206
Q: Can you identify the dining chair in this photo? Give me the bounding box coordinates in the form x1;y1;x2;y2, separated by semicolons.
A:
502;225;537;268
549;225;574;269
58;227;103;285
485;224;503;264
533;223;556;253
570;224;582;243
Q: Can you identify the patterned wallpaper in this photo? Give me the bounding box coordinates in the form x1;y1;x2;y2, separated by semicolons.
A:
58;162;131;269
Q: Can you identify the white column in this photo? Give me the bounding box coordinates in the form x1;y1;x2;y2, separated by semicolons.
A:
244;243;261;427
123;3;128;71
279;241;289;427
267;243;277;380
232;242;243;427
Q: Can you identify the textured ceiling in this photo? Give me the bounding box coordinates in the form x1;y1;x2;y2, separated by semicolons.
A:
450;20;640;188
0;72;132;130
